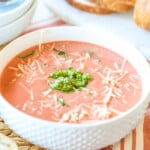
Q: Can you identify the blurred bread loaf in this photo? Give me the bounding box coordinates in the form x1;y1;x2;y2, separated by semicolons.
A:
0;117;46;150
0;133;18;150
67;0;112;14
134;0;150;30
67;0;150;31
100;0;135;12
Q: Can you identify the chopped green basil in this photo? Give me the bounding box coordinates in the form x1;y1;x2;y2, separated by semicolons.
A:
53;48;66;56
57;97;69;107
19;50;35;59
49;67;91;92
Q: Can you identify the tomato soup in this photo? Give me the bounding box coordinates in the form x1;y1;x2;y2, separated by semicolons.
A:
0;41;142;123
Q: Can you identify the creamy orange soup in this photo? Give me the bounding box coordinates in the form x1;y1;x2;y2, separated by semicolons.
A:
0;41;142;123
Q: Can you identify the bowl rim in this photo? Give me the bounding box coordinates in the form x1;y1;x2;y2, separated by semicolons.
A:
0;0;36;29
0;26;150;128
0;0;33;26
0;0;37;45
0;0;37;30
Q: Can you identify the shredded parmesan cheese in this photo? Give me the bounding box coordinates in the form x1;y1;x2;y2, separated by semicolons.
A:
2;41;141;123
93;105;112;120
38;30;44;52
34;60;45;75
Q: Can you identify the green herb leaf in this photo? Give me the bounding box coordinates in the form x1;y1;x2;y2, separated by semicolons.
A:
19;50;35;59
53;48;66;56
57;97;69;107
49;70;68;79
48;68;91;92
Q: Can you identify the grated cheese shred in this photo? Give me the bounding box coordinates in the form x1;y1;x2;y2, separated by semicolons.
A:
5;41;141;123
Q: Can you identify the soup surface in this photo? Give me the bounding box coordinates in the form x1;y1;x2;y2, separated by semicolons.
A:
0;41;142;123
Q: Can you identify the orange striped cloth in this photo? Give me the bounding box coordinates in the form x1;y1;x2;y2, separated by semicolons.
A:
100;105;150;150
112;104;150;150
2;0;150;149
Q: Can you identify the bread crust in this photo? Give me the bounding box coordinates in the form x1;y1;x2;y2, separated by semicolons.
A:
99;0;135;12
67;0;112;14
134;0;150;30
67;0;150;31
0;133;18;150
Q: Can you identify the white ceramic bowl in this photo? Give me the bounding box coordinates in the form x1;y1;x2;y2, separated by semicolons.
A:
0;0;37;45
0;0;33;26
0;27;150;150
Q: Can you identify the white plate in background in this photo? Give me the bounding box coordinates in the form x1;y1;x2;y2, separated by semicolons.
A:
45;0;150;60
